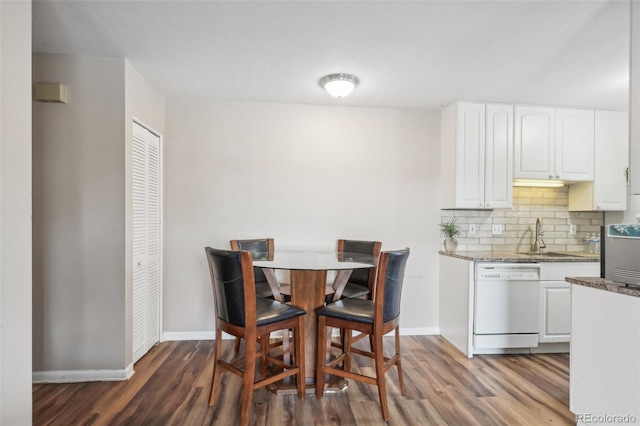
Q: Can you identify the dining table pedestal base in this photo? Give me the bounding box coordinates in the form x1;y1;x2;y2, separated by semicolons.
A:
267;376;348;395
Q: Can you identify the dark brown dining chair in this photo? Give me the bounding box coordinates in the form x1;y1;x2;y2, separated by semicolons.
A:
316;248;410;421
230;238;291;354
326;239;382;304
205;247;305;426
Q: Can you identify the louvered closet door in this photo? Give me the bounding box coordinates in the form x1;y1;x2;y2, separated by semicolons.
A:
132;122;161;364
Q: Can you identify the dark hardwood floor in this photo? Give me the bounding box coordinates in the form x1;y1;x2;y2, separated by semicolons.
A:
33;336;573;425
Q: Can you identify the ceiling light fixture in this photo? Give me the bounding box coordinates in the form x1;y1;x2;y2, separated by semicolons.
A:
319;73;359;98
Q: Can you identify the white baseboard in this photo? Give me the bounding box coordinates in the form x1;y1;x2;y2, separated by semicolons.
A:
162;327;440;342
163;331;214;341
530;342;570;354
162;331;236;341
33;363;134;383
400;327;440;335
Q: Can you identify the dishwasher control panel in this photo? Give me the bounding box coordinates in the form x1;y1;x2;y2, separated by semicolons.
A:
476;264;540;281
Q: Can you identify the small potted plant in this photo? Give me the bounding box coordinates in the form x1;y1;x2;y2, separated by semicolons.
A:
440;218;461;253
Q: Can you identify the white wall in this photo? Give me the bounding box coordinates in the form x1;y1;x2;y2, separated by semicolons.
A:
0;1;33;423
33;54;166;379
32;54;127;372
606;193;640;224
163;98;441;335
627;195;640;222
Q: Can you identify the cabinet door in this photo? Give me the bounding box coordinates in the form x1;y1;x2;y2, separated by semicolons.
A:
455;103;486;208
555;108;594;181
539;281;571;343
594;110;628;211
514;106;555;179
630;2;640;195
485;104;513;208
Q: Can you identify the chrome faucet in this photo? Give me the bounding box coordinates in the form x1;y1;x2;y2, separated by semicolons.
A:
533;216;547;253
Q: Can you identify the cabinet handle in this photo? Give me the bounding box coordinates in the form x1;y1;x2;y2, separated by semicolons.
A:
549;175;553;179
556;175;560;179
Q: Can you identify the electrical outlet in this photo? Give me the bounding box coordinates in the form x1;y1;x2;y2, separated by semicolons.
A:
491;224;503;235
468;224;477;235
570;224;577;235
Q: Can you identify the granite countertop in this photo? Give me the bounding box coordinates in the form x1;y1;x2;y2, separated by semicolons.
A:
439;250;600;263
566;277;640;298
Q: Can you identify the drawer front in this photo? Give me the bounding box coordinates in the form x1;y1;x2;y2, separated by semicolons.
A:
540;262;599;281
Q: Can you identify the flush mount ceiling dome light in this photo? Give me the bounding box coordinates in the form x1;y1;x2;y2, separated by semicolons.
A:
319;73;359;98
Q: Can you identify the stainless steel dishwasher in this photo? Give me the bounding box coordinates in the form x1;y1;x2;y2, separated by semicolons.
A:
474;263;541;350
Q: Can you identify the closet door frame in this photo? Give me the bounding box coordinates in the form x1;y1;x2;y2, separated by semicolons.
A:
131;118;163;365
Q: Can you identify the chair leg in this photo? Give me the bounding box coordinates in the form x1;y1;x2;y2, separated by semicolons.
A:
316;315;327;399
373;332;390;421
209;328;224;406
234;336;242;354
295;317;306;399
325;326;333;364
395;326;406;395
282;329;291;365
343;329;352;373
240;333;257;426
260;334;269;379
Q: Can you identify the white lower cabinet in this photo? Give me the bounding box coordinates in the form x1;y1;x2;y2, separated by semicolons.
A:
439;255;474;357
538;262;599;345
539;281;571;343
570;284;640;423
439;255;600;357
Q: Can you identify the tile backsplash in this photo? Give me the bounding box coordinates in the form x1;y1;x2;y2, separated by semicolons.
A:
440;186;604;252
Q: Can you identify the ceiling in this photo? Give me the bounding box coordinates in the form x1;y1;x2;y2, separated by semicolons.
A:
32;0;631;111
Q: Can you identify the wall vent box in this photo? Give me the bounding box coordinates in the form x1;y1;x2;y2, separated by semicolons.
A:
34;83;68;103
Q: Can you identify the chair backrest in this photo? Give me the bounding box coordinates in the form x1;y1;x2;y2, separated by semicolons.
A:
205;247;256;327
338;239;382;288
230;238;274;254
230;238;274;283
373;248;410;323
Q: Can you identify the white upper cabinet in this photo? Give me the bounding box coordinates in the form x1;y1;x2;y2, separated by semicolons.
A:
555;108;594;181
630;1;640;195
514;106;555;179
569;110;628;211
514;106;594;181
440;102;513;209
485;104;514;208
